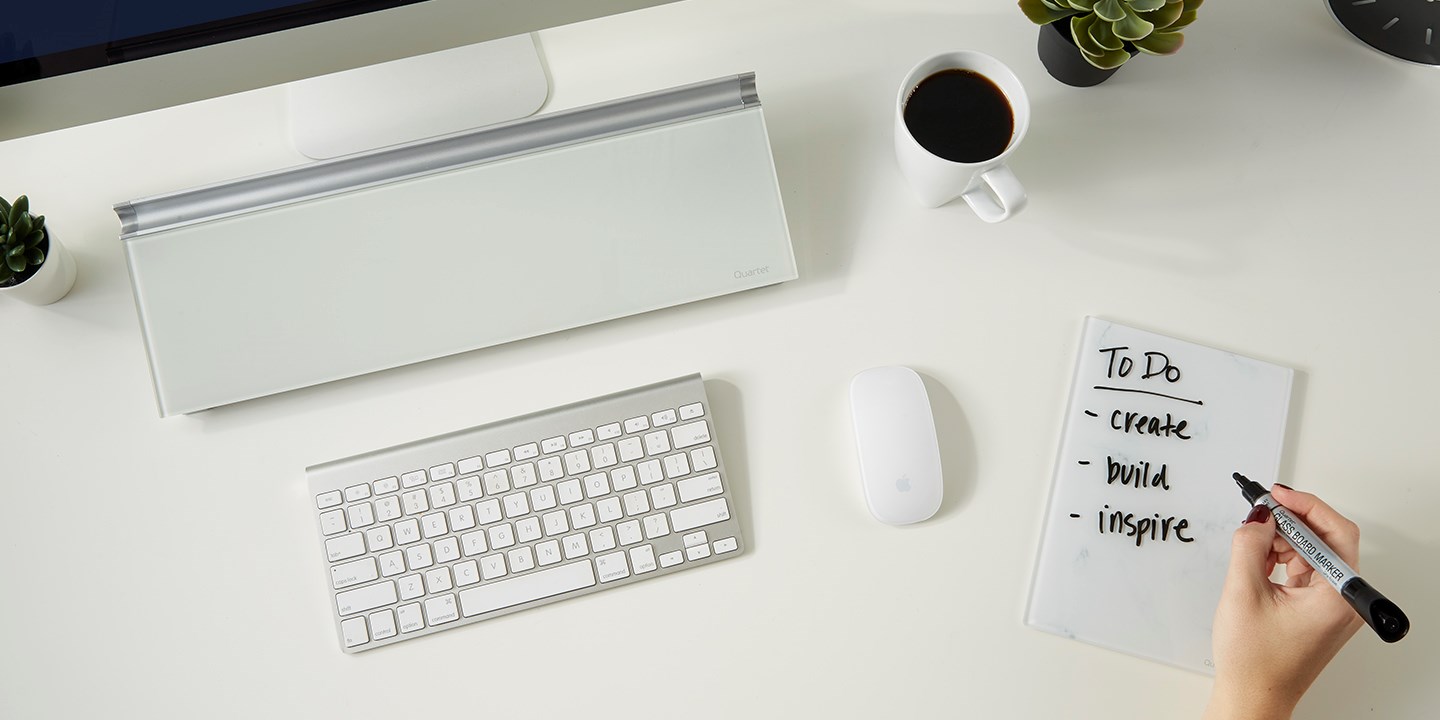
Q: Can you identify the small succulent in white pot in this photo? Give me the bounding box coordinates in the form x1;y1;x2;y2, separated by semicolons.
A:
0;195;77;305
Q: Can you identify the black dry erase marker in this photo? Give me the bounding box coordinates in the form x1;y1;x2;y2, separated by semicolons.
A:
1233;473;1409;643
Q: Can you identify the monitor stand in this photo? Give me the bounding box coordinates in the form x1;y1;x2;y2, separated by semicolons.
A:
286;34;549;159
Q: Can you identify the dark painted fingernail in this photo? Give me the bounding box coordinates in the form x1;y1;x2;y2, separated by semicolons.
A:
1244;505;1272;525
1274;483;1293;491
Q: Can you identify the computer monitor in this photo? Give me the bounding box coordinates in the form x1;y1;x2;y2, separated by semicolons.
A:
0;0;679;145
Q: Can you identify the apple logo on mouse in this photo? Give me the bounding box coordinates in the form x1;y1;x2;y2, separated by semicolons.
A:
895;474;911;492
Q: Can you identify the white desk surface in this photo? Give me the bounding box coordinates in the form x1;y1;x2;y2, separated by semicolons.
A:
2;1;1437;717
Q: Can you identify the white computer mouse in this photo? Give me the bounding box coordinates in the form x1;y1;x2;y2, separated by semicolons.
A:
848;366;944;525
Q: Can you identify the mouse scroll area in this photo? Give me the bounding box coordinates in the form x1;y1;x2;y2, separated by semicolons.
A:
849;366;944;525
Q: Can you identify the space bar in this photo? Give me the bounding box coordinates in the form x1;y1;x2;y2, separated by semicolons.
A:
458;561;597;618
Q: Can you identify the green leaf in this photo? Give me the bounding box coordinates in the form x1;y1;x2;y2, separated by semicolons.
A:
0;197;10;218
1072;14;1105;57
1134;30;1184;55
10;195;27;224
26;247;43;267
25;230;44;249
32;215;44;235
1040;0;1073;11
1128;0;1166;11
1167;9;1198;31
1112;4;1156;40
1182;0;1204;12
6;245;29;273
1090;18;1124;50
13;214;31;239
1069;0;1097;10
1019;0;1080;25
1094;0;1125;22
1084;47;1134;69
1141;0;1185;29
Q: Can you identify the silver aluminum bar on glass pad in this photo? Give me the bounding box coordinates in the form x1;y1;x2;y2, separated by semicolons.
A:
116;73;760;238
114;73;795;416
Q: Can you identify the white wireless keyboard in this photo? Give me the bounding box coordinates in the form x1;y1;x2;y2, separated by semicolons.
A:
307;374;743;653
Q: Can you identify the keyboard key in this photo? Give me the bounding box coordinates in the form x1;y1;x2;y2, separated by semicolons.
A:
458;456;484;474
379;551;406;577
583;473;611;498
562;534;589;559
531;485;557;511
538;457;564;482
643;431;671;455
424;567;453;594
670;498;730;533
617;520;643;546
630;545;658;574
663;453;690;479
488;523;516;549
483;469;510;495
677;472;724;503
375;496;402;522
475;499;502;525
511;462;538;488
394;518;421;545
659;550;683;568
434;537;461;564
369;609;397;640
713;537;739;554
406;544;434;570
543;511;570;537
398;574;424;601
401;470;427;488
651;409;678;426
514;442;540;460
683;531;708;548
569;503;597;529
502;492;530;518
611;466;638;491
454;560;480;586
563;450;591;475
401;490;428;515
597;497;623;523
448;505;476;532
623;490;650;517
326;532;366;562
642;514;670;539
541;436;566;454
455;475;483;501
341;617;369;648
365;525;394;552
429;463;456;482
508;546;536;573
332;558;379;589
618;437;644;463
461;530;488;557
516;517;542;543
316;490;343;509
596;423;622;441
690;447;717;472
345;484;371;502
397;603;425;633
535;540;562;566
686;544;711;561
373;476;400;495
485;449;512;468
591;443;618;469
480;554;507;580
319;509;347;536
557;479;583;505
425;594;459;625
670;420;711;449
589;526;617;553
637;460;664;485
346;502;375;529
595;551;630;582
336;580;397;616
623;416;650;433
428;482;457;508
459;561;596;618
678;402;704;420
650;484;677;509
568;429;595;446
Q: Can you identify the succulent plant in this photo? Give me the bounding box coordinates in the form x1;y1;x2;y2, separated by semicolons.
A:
0;195;48;286
1019;0;1203;70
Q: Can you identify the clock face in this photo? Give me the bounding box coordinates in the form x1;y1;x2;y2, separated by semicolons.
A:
1327;0;1440;65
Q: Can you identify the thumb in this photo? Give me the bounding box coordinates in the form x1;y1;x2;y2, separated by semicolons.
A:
1225;505;1276;597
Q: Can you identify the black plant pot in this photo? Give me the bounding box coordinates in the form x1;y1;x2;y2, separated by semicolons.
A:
1037;18;1136;87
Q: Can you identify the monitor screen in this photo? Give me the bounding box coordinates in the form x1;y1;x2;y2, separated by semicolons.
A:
0;1;425;86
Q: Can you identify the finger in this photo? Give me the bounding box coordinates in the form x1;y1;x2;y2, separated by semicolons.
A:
1270;486;1361;564
1225;506;1278;597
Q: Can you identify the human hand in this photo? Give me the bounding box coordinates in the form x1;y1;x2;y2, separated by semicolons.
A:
1203;485;1364;720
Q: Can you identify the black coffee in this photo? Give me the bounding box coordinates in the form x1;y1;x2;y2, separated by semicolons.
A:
903;69;1013;163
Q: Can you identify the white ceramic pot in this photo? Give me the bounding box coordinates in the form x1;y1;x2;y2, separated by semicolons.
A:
1;230;78;305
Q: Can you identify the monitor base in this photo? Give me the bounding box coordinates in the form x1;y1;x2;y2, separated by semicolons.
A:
287;33;549;159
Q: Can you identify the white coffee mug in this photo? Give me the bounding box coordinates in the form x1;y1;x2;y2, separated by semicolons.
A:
894;52;1030;222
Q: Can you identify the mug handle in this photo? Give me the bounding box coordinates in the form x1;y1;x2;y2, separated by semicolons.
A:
961;165;1027;223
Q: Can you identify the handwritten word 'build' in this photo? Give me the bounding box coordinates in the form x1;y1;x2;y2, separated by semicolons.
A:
1107;457;1170;490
